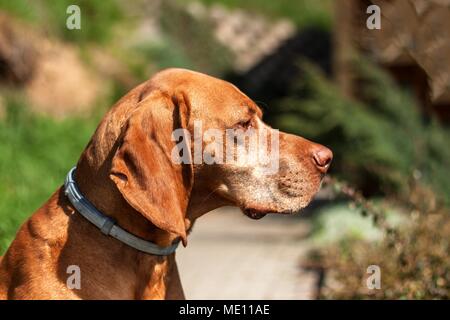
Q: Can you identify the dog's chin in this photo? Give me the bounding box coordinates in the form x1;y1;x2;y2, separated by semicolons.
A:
237;185;321;220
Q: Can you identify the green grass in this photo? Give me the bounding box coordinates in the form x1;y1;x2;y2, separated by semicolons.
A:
0;101;101;254
0;0;123;44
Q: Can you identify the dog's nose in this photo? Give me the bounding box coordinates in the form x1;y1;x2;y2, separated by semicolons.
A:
312;145;333;173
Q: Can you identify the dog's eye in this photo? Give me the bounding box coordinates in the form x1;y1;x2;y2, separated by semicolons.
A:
235;119;252;130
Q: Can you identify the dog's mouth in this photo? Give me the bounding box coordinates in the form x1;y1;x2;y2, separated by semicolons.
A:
242;208;270;220
242;206;297;220
243;208;267;220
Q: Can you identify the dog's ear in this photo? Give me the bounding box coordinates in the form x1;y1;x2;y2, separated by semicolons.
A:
110;92;193;245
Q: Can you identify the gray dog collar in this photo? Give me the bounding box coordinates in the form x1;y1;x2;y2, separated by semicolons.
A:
64;167;180;256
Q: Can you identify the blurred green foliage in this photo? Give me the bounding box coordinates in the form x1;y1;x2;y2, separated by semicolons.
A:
0;98;100;253
0;0;123;43
310;201;407;245
159;1;233;76
133;39;194;78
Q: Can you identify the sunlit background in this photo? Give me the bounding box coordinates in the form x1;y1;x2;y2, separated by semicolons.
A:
0;0;449;299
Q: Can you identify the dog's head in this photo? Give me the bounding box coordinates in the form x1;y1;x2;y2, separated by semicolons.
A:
85;68;331;244
157;69;332;220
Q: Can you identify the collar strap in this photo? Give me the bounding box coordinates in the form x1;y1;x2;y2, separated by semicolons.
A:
64;167;180;256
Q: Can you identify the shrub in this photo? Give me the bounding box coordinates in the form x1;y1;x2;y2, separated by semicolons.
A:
310;184;449;299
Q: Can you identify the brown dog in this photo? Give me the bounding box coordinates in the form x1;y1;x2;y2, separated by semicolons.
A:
0;69;332;299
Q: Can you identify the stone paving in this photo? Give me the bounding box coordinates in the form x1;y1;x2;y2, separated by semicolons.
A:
177;207;317;299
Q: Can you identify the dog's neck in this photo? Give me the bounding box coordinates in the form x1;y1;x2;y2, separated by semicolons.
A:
57;187;183;299
73;159;178;248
